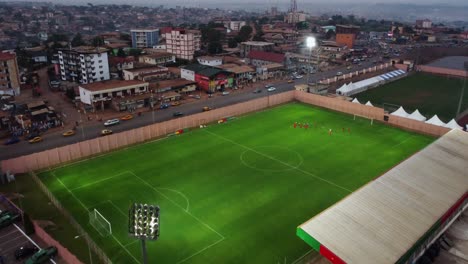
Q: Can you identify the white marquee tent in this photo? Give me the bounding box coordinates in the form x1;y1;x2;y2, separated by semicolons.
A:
445;119;463;130
365;101;373;106
425;115;446;127
336;70;406;96
407;109;427;121
352;98;361;104
391;106;410;118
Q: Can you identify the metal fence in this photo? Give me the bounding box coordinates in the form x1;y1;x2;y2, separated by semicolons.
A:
30;171;112;264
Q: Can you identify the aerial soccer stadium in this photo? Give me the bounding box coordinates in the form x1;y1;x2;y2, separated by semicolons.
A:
2;91;467;264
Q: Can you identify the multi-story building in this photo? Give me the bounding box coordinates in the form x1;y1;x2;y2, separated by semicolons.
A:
0;51;20;95
139;52;176;66
131;29;160;49
78;79;149;111
285;12;307;24
240;41;275;58
336;25;360;49
248;51;285;67
165;29;201;61
197;56;223;67
57;46;110;84
416;19;432;29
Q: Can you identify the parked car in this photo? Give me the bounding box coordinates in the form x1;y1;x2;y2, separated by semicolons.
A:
253;88;262;93
294;75;303;79
101;129;113;136
0;211;20;229
265;84;273;88
62;130;75;137
267;87;277;92
104;119;120;127
194;95;201;99
287;80;294;83
173;111;184;117
4;137;19;145
1;104;14;111
222;91;230;96
160;103;170;109
25;246;58;264
336;72;343;76
15;245;39;260
120;114;133;121
28;137;43;144
171;101;181;106
202;106;212;112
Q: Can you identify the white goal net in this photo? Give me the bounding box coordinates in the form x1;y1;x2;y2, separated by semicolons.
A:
89;209;112;237
353;114;374;125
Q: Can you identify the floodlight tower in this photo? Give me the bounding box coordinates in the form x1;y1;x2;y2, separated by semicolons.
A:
306;36;317;92
128;203;160;264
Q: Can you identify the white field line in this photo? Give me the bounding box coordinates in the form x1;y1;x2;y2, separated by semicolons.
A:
70;171;131;192
128;171;225;240
203;130;352;193
50;172;140;264
176;237;225;264
107;200;127;218
0;230;18;241
157;187;190;212
291;249;314;264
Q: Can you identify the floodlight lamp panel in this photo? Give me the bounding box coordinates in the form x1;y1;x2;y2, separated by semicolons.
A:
306;36;316;48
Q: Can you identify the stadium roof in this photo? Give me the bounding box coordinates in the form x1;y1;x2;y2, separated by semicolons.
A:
297;129;468;264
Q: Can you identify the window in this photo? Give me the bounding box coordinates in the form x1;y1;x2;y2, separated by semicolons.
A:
100;71;103;74
98;60;102;63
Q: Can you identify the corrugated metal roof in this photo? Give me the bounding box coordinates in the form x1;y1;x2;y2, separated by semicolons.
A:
298;129;468;264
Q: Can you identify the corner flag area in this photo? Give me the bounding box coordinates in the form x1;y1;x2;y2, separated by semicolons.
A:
37;103;433;263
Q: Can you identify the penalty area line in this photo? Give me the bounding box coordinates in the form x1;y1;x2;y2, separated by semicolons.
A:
176;237;225;264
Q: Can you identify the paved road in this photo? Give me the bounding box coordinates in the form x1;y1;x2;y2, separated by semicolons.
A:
0;57;380;161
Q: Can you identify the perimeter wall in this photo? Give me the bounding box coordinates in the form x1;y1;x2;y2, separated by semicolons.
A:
1;90;451;174
417;65;467;78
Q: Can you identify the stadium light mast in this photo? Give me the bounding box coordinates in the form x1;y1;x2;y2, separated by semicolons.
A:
128;203;160;264
306;36;317;92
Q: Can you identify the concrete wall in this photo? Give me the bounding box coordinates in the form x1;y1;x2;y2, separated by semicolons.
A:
417;65;467;78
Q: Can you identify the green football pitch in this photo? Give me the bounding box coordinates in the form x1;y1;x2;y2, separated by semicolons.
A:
38;103;433;264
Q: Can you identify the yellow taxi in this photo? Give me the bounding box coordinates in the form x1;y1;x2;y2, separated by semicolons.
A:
62;130;76;137
120;114;133;121
29;136;43;144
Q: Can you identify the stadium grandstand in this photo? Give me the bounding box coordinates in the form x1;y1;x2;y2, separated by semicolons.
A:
297;129;468;264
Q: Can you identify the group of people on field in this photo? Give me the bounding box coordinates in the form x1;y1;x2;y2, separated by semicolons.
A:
293;122;351;136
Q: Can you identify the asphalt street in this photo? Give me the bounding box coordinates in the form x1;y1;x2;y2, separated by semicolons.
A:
0;57;380;161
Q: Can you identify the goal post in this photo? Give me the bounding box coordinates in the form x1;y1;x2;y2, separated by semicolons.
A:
89;209;112;237
353;114;374;125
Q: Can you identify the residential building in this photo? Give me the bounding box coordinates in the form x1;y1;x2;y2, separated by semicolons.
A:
416;19;432;29
248;51;285;67
321;41;347;52
150;79;197;95
139;52;176;66
123;66;170;81
216;64;256;86
0;51;20;95
78;79;149;111
240;41;275;58
165;29;201;60
181;64;233;92
213;18;247;31
285;12;307;24
109;56;135;71
57;46;110;84
131;29;160;49
336;25;360;49
197;56;223;66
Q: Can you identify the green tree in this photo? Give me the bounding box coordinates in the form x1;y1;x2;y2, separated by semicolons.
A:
71;33;85;47
23;213;35;235
65;87;76;100
238;25;253;42
117;48;126;57
228;38;238;48
296;21;309;30
48;34;69;43
208;42;222;54
325;30;336;40
92;36;104;47
128;48;142;56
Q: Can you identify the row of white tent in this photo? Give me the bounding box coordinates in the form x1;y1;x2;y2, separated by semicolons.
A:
336;70;406;96
351;99;464;130
391;106;463;129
